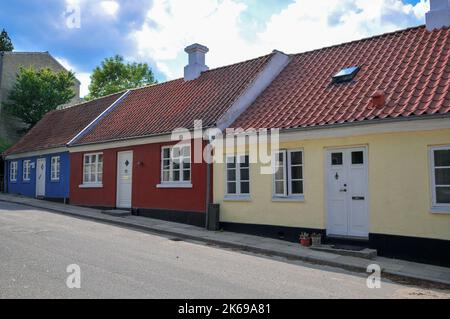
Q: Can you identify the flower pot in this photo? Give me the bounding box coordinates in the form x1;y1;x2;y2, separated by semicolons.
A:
300;238;311;247
311;234;322;246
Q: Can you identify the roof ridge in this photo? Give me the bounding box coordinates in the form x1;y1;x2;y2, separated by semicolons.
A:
129;52;276;94
52;90;126;114
291;25;428;57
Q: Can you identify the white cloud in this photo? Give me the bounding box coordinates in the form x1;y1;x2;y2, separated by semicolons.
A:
56;57;91;98
100;1;120;17
130;0;429;80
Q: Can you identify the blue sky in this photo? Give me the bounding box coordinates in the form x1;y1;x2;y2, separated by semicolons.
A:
0;0;429;97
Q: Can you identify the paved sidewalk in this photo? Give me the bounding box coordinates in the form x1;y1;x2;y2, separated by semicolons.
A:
1;193;449;288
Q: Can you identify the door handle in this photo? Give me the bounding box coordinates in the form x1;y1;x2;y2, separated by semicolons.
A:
339;188;347;192
352;196;365;200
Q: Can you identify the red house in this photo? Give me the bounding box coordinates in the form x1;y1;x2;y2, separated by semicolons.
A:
68;44;290;227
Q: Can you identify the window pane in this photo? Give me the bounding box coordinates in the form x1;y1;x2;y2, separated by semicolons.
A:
85;156;90;164
435;168;450;185
241;182;250;194
436;187;450;204
291;166;303;180
240;168;249;181
163;170;170;181
291;181;304;194
182;146;190;157
240;155;249;167
163;159;170;169
332;153;343;165
277;152;284;162
227;157;236;169
227;182;236;194
163;148;170;159
183;162;191;170
183;170;191;181
98;173;103;183
290;151;302;165
172;147;180;158
173;170;180;181
227;169;236;181
173;161;180;170
352;151;364;164
275;167;284;180
434;150;450;167
275;181;285;195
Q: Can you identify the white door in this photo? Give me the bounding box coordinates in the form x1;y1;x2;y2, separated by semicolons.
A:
116;151;133;209
36;158;46;197
326;147;368;238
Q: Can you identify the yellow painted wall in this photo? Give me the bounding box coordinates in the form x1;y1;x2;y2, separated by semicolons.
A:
214;128;450;241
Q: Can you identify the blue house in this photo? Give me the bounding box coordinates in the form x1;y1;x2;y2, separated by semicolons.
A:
3;92;127;202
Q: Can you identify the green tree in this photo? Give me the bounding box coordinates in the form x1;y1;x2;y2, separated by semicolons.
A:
0;29;14;51
3;67;76;131
87;55;157;100
0;137;11;153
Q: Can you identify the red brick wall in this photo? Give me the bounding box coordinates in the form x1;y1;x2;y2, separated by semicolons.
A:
70;139;210;213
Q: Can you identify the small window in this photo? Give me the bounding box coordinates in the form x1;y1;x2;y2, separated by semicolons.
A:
332;66;360;84
352;151;364;165
51;156;61;181
161;144;191;184
10;161;18;182
273;150;304;198
331;153;343;166
226;155;250;196
83;153;103;184
431;147;450;208
23;160;31;181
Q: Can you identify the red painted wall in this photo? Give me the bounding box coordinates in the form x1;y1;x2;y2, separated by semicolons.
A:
70;139;211;213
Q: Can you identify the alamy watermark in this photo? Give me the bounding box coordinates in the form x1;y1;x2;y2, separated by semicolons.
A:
64;3;81;29
366;264;381;289
66;264;81;289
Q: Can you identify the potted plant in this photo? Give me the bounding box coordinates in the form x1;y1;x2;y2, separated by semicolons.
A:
311;233;322;246
299;232;311;247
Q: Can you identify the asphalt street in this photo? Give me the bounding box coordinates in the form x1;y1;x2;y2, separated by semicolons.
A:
0;201;449;299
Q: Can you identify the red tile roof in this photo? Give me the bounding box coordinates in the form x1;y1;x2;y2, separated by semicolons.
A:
232;26;450;130
4;92;123;155
74;54;274;145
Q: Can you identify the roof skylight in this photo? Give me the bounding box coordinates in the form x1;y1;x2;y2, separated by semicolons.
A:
332;66;360;84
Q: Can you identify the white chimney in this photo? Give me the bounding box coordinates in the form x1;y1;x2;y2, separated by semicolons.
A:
426;0;450;30
184;43;209;81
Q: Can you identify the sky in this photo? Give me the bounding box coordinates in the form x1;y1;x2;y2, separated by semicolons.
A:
0;0;429;97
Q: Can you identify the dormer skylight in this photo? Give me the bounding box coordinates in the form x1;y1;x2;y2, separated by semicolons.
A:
332;66;360;84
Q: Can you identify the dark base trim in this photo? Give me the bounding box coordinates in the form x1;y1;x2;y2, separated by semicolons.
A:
220;222;450;267
41;197;70;204
370;233;450;267
134;208;206;228
220;222;325;243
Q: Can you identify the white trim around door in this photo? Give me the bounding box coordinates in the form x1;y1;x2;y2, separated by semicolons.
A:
325;146;369;239
36;158;46;198
116;151;133;209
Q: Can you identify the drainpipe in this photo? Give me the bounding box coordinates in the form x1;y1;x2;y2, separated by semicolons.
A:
205;154;211;230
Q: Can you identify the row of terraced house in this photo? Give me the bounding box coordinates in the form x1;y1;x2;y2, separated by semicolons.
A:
3;2;450;266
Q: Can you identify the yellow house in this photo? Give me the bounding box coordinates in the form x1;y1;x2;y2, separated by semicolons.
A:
213;24;450;266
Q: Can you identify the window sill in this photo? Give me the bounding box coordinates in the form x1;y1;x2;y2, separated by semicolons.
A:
79;183;103;189
156;183;193;189
430;206;450;214
224;194;251;202
272;195;305;202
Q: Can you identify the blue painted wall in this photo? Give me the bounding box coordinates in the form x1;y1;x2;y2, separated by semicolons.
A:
5;151;70;199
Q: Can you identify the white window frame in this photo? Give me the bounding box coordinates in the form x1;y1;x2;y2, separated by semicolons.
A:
10;161;18;182
23;160;31;182
272;149;304;201
225;154;250;200
430;146;450;213
82;153;103;186
51;156;61;181
157;144;192;188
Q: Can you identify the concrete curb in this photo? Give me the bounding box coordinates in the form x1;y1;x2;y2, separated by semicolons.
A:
1;197;449;289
